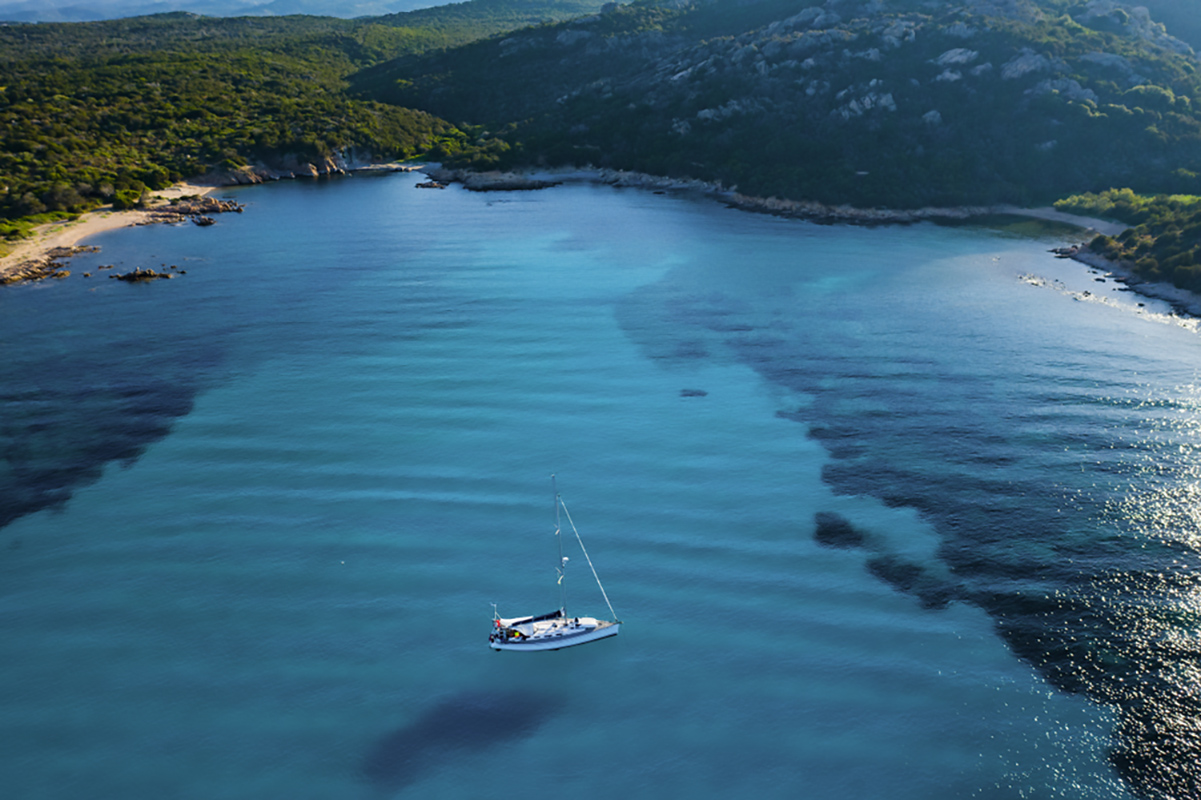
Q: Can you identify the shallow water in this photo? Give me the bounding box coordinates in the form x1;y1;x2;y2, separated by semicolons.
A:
2;172;1198;798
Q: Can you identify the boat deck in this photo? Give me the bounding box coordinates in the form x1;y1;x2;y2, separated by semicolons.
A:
490;615;620;651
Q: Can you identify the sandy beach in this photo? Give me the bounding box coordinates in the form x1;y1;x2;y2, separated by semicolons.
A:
0;182;216;282
991;205;1128;237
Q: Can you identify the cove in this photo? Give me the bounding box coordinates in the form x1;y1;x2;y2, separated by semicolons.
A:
3;170;1198;798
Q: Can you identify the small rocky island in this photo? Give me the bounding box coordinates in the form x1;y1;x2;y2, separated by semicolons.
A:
110;268;175;282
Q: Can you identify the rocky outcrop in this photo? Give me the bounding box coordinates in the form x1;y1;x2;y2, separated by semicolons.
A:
143;196;243;227
198;153;347;185
424;167;562;191
110;268;174;282
1075;0;1195;56
0;246;98;285
595;169;722;194
194;155;422;188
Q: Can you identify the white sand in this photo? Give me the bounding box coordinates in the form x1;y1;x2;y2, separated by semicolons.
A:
992;205;1128;237
0;182;216;280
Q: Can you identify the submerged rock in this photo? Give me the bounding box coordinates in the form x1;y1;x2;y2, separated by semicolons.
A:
813;511;867;549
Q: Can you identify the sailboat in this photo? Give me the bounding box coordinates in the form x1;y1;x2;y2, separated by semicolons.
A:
489;477;622;651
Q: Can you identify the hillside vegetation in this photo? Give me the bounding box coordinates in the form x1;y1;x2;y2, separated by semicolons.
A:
5;0;1201;278
0;0;605;237
1057;188;1201;289
367;0;1201;209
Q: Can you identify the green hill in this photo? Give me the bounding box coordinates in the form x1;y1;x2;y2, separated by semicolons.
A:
1057;188;1201;290
364;0;1201;209
0;0;605;237
5;0;1201;275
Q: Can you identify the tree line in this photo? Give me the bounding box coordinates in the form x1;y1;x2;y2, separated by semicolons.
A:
0;0;604;239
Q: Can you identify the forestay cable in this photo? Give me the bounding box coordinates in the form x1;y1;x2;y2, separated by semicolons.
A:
557;497;619;622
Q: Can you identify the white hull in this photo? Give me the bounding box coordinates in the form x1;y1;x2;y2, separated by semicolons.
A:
490;616;621;651
490;480;622;652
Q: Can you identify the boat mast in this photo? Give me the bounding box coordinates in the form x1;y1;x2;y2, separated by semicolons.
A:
556;495;619;623
553;474;567;616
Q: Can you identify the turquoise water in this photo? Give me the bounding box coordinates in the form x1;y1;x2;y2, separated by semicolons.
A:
3;172;1199;798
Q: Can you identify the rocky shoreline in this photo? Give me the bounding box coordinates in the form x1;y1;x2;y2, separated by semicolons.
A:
203;155;424;187
143;195;244;224
1064;246;1201;318
422;167;562;191
423;165;1128;229
9;160;1178;322
724;191;997;224
423;164;1201;320
0;245;99;285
